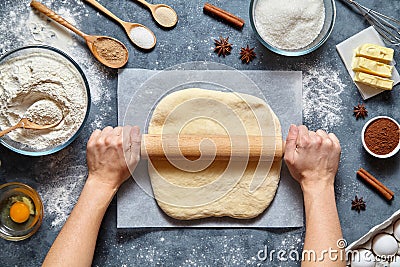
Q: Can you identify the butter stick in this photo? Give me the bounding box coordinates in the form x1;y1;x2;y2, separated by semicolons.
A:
354;71;394;90
355;43;394;64
352;56;393;78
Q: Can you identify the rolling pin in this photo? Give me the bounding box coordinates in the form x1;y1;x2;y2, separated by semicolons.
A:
141;134;284;161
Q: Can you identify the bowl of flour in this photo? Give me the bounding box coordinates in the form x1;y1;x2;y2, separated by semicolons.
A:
0;46;90;156
250;0;336;56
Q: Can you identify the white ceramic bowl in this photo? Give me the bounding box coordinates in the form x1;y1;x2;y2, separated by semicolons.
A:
361;116;400;159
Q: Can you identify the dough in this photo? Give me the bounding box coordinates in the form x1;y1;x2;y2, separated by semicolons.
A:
148;88;282;220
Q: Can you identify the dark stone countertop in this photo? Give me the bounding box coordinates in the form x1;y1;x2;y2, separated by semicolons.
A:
0;0;399;266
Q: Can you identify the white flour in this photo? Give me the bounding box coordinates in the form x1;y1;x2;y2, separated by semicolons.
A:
0;0;111;228
26;99;63;125
0;1;110;104
303;64;347;131
0;52;88;150
27;7;76;53
37;161;87;228
254;0;325;50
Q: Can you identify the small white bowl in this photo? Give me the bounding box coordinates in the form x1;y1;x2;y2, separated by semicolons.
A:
361;116;400;159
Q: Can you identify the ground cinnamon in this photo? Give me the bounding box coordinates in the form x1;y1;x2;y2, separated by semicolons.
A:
364;118;400;155
357;168;394;201
203;3;244;29
93;37;128;66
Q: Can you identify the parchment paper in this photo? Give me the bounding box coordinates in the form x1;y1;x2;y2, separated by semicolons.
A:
117;69;303;228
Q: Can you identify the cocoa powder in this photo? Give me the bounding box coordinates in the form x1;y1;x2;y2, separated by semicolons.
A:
364;118;400;155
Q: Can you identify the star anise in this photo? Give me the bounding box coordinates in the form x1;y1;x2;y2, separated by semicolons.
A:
239;45;256;64
351;195;366;213
214;36;232;57
353;103;368;120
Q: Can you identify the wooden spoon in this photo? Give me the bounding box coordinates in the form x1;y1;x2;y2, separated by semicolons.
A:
134;0;178;28
0;118;61;138
30;0;128;69
85;0;156;50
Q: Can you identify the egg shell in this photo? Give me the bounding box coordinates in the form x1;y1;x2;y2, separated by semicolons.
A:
372;233;398;256
376;260;390;267
350;249;375;267
393;220;400;241
390;256;400;267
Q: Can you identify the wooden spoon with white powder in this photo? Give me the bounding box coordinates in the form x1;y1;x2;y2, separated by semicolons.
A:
30;0;129;68
0;100;63;138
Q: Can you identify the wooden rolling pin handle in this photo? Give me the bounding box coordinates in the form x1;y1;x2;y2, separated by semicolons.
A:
141;134;283;162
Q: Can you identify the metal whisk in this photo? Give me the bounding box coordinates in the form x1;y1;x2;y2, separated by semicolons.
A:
342;0;400;45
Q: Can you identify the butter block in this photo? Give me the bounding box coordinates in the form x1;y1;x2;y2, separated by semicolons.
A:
355;43;394;64
354;72;394;90
352;56;393;78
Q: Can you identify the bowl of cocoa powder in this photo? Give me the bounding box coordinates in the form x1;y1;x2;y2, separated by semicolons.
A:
362;116;400;158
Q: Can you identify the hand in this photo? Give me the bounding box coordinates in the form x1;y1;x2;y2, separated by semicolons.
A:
284;125;341;191
86;126;141;190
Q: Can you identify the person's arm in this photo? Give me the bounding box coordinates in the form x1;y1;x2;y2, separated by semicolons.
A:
284;125;345;267
42;126;141;267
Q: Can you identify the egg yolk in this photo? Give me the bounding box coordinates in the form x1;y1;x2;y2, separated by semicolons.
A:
9;201;30;223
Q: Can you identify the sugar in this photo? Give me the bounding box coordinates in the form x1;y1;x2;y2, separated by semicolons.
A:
130;26;155;49
254;0;325;50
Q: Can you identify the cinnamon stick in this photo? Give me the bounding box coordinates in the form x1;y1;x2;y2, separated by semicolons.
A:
357;168;394;201
203;3;245;29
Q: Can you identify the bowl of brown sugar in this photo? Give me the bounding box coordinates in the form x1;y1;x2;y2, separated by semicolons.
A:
362;116;400;158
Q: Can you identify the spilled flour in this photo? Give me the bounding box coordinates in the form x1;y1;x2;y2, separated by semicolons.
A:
37;163;87;228
0;1;111;104
0;0;112;228
303;64;347;131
